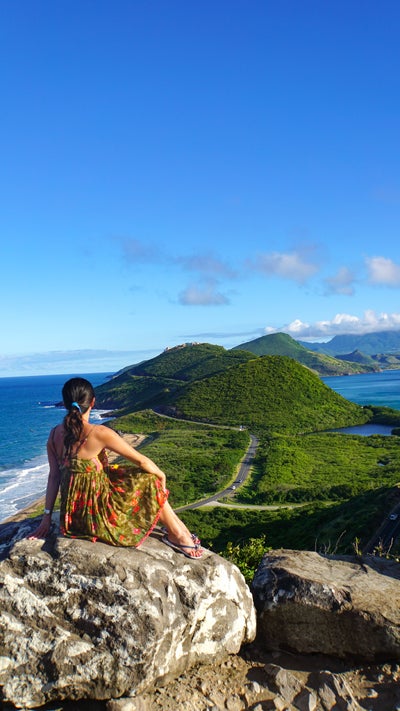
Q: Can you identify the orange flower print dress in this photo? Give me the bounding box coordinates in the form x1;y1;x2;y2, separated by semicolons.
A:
59;448;169;546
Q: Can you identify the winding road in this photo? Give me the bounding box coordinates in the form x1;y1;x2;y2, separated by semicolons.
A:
177;434;259;511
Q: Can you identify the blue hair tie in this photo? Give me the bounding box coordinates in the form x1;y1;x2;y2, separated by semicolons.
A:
71;401;82;413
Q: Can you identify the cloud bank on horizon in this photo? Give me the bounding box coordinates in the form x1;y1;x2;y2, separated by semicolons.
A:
269;310;400;340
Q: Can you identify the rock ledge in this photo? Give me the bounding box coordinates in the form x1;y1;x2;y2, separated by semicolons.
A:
0;516;255;708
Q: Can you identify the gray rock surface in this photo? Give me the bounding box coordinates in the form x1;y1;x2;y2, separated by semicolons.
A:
0;514;256;709
252;548;400;661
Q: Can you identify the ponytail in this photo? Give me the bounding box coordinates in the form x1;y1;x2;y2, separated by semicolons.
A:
62;378;95;457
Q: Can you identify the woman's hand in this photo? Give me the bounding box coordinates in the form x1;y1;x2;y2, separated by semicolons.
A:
28;513;52;540
153;469;167;491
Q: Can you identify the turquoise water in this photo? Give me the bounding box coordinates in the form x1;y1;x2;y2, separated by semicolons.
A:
322;369;400;410
323;370;400;436
0;373;111;521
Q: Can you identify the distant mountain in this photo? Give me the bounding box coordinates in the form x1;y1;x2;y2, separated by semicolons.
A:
232;333;378;375
299;330;400;357
335;350;378;367
371;353;400;368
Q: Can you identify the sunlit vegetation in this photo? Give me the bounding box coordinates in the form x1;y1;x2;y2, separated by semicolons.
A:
95;344;254;413
236;432;400;503
180;484;400;559
173;356;368;433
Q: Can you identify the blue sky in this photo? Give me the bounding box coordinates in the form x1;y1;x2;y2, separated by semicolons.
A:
1;0;400;376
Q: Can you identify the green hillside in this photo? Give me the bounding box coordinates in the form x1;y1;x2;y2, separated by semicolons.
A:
95;343;254;411
171;355;368;433
232;332;378;375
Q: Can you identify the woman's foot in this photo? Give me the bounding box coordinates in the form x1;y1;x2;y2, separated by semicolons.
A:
162;533;203;559
160;526;202;549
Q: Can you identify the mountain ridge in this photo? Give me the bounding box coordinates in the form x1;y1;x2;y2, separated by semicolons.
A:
298;329;400;356
232;332;379;375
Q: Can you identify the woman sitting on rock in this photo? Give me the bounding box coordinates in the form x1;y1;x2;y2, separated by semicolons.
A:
30;377;203;559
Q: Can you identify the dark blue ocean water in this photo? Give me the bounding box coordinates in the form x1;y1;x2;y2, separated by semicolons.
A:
0;373;111;521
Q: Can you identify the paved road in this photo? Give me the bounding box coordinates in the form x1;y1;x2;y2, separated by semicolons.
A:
177;434;259;511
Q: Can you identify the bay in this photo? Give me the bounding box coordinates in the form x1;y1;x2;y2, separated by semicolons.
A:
322;369;400;436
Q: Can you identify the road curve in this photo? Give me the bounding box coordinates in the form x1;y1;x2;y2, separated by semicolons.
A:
177;434;259;511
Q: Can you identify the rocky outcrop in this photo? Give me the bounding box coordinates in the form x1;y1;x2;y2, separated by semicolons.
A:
252;549;400;661
0;514;256;709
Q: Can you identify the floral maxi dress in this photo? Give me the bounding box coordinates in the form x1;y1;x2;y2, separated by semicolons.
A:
59;448;169;547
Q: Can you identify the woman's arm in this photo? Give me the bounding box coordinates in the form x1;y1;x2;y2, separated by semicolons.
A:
96;426;167;490
28;434;61;539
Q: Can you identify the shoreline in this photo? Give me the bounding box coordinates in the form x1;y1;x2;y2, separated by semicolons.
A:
2;495;46;524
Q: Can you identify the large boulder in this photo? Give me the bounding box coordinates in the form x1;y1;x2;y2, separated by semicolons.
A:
0;515;256;709
252;548;400;661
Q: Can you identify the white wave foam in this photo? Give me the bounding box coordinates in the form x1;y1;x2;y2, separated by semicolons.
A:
0;453;49;522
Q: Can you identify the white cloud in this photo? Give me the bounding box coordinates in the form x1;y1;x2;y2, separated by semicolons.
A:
265;310;400;339
366;256;400;287
251;249;319;284
178;280;230;306
324;266;355;296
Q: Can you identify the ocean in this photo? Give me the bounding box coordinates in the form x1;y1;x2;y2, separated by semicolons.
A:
322;369;400;410
1;368;400;523
0;372;111;522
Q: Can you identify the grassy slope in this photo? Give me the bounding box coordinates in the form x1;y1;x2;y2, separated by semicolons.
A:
95;343;253;411
232;332;378;374
172;355;368;433
236;431;400;503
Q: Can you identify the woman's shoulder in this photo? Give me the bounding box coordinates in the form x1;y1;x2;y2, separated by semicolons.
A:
90;424;121;445
89;423;112;441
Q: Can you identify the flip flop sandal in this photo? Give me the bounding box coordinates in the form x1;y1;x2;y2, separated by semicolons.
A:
162;535;203;559
160;526;201;547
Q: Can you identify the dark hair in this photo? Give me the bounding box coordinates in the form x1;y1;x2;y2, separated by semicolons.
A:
62;377;95;457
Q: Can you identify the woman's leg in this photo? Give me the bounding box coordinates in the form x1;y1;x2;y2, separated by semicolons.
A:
159;502;202;558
